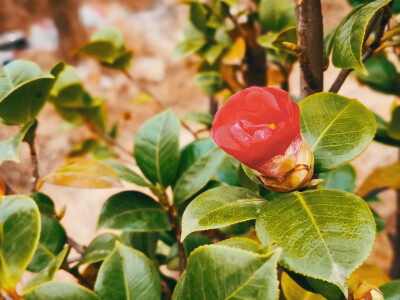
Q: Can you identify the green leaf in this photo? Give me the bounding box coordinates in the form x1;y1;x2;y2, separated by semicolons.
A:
256;190;376;291
272;27;298;55
258;0;296;32
0;195;40;290
193;72;224;96
0;60;54;125
216;154;240;186
190;2;208;32
101;51;133;71
24;246;69;292
320;164;356;193
38;158;122;189
29;192;56;217
173;244;280;300
121;231;159;261
306;277;343;300
134;110;180;188
94;242;161;300
182;111;213;129
181;186;267;240
380;280;400;300
173;139;226;204
23;282;100;300
202;44;225;65
371;208;385;233
353;57;400;95
103;160;153;187
332;0;392;70
300;92;376;172
183;233;212;256
0;120;35;162
79;233;121;266
357;161;400;197
374;113;400;147
98;191;171;231
324;26;339;60
217;237;261;253
173;39;207;59
28;216;67;273
388;106;400;140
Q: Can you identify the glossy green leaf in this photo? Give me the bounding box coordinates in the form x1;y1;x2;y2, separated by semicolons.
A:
217;237;261;253
388;106;400;140
29;192;56;217
94;242;161;300
348;0;400;14
173;139;226;204
320;164;356;193
134;110;180;188
380;280;400;300
300;92;376;172
101;51;133;71
121;231;159;261
182;111;213;129
258;0;296;32
193;72;224;96
353;57;400;94
190;2;208;32
272;27;298;55
181;186;267;240
38;158;122;189
79;233;121;266
202;44;225;65
28;216;67;272
216;154;240;186
256;190;376;291
371;208;385;233
173;39;207;59
374;113;400;147
0;60;54;124
0;195;40;290
103;160;153;187
0;120;35;162
98;191;171;231
332;0;392;70
357;161;400;197
24;246;69;291
24;282;100;300
183;233;212;256
306;277;343;300
173;245;280;300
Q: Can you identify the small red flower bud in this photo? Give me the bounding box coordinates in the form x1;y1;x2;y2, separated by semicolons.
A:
211;86;314;192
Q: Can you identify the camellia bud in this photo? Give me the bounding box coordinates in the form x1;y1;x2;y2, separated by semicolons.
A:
351;282;384;300
211;86;314;193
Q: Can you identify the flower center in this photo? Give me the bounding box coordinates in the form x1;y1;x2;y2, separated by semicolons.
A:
267;123;276;129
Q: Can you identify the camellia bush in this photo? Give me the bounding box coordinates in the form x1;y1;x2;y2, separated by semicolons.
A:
0;0;400;299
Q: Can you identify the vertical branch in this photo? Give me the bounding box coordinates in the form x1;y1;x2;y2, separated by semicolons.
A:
391;149;400;279
25;121;39;193
294;0;324;98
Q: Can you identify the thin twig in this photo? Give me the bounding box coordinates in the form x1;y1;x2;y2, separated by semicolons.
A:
329;5;391;93
27;133;39;193
85;120;132;157
123;72;199;140
67;236;86;255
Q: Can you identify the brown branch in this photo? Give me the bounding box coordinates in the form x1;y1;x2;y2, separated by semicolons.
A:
67;236;86;255
294;0;324;98
25;124;40;193
329;5;392;93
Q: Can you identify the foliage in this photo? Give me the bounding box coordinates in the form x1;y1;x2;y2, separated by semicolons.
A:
0;0;399;299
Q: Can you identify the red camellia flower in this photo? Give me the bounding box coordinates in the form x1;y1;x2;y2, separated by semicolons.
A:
211;86;314;193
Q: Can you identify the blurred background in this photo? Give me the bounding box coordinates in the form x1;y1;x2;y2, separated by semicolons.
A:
0;0;397;283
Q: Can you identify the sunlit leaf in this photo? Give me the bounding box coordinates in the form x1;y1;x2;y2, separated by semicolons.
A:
94;243;161;300
223;36;246;65
357;161;400;197
300;92;376;172
0;195;40;290
173;245;280;300
24;247;69;292
173;139;225;204
181;186;267;240
256;190;376;291
103;160;152;187
258;0;296;32
0;120;35;162
79;234;121;266
24;282;100;300
134;110;180;188
38;158;122;189
98;191;171;232
332;0;392;70
0;61;53;125
281;272;325;300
